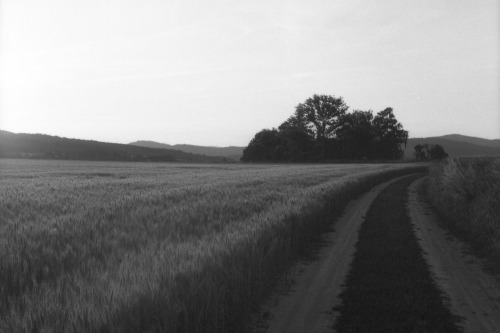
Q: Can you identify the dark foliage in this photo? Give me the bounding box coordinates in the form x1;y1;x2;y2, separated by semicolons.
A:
337;110;375;159
242;94;408;162
414;143;448;160
240;129;284;162
371;107;409;159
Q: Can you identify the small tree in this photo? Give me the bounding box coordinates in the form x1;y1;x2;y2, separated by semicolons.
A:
414;143;448;161
414;143;430;160
429;144;448;160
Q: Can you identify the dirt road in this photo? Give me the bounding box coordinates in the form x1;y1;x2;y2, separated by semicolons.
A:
255;176;500;333
253;176;407;333
408;178;500;333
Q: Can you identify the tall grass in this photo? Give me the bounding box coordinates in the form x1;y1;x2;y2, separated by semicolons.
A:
427;157;500;257
0;159;425;332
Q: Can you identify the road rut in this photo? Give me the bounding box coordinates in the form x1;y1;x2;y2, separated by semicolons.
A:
254;176;407;333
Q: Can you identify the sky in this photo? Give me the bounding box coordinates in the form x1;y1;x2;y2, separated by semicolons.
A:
1;0;499;146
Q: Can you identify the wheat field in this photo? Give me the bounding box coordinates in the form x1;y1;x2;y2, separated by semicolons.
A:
0;159;424;332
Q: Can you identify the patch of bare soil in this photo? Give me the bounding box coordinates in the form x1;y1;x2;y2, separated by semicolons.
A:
408;178;500;333
252;176;409;333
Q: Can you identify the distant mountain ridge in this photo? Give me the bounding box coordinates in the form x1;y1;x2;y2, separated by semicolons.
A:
404;134;500;159
0;131;230;163
130;140;245;160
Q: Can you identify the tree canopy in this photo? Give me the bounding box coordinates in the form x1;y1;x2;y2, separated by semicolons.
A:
294;94;348;140
242;94;409;162
372;108;409;159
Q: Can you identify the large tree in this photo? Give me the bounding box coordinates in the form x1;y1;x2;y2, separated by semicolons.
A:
294;94;349;140
293;94;349;158
372;108;408;159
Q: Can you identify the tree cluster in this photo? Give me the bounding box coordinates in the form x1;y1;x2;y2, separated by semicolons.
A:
241;94;408;162
414;143;448;161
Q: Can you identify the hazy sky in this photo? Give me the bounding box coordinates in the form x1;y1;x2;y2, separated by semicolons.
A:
1;0;499;146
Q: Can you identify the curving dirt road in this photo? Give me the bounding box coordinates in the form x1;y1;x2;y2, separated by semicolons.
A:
253;176;408;333
254;175;500;333
408;178;500;333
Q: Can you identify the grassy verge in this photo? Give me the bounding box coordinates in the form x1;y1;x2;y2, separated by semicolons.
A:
334;174;460;332
426;158;500;262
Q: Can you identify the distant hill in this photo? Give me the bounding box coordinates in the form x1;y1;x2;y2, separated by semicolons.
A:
0;131;230;163
439;134;500;148
405;134;500;159
130;140;244;161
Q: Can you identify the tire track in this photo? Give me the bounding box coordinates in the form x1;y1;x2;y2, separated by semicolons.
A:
253;175;411;333
333;174;459;332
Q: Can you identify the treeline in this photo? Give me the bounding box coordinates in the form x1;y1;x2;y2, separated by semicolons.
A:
242;94;408;162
